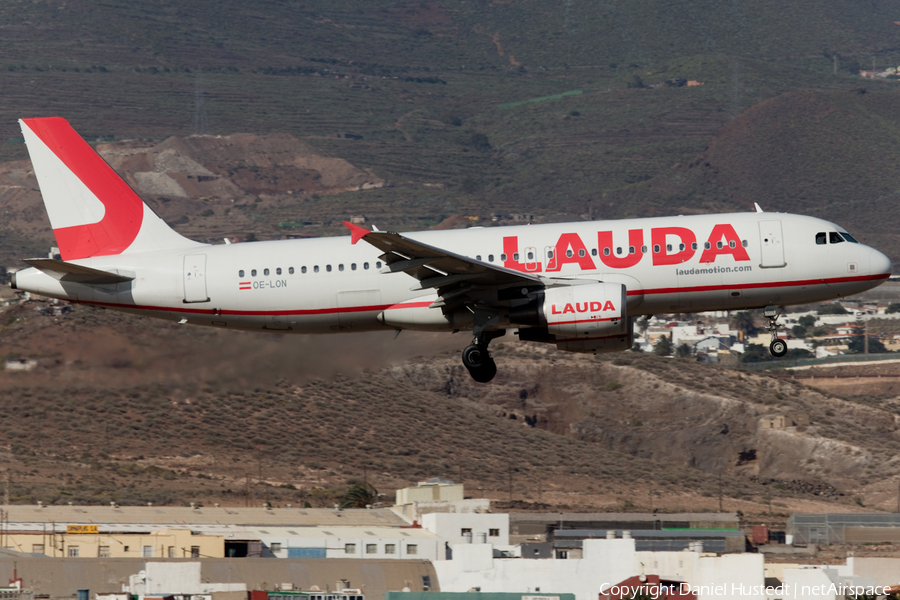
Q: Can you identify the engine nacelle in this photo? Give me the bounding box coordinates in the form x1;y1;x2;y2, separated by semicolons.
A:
542;282;631;353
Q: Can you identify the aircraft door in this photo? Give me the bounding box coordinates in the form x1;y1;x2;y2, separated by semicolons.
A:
183;255;209;303
544;246;557;271
759;221;786;268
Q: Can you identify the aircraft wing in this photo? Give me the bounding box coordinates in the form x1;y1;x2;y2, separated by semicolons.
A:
344;222;541;303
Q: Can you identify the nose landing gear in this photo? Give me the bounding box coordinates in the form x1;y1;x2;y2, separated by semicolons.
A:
764;306;788;358
462;330;504;383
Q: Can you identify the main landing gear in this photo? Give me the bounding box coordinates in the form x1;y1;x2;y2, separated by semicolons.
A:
764;306;788;358
462;330;504;383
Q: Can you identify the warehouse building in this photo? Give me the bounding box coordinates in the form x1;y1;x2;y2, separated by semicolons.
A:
190;525;440;560
508;513;739;545
0;526;222;558
526;528;745;558
0;554;438;600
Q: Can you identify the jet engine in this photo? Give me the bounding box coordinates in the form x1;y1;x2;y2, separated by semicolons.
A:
512;282;632;353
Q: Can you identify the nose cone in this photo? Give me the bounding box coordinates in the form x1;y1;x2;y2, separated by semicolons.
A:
870;248;893;277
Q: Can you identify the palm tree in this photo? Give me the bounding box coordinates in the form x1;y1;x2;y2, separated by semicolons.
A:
732;311;758;337
340;483;378;508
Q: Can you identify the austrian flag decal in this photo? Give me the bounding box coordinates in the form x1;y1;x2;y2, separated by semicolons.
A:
239;281;251;290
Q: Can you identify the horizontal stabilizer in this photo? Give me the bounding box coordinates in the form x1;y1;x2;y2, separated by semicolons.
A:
23;258;134;285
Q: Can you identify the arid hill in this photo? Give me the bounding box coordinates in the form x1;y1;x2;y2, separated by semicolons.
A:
0;132;382;263
614;88;900;259
0;297;897;523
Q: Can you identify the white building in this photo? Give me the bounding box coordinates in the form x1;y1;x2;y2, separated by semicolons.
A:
393;480;490;523
774;557;900;600
422;512;510;558
433;537;765;600
193;525;440;561
127;562;245;597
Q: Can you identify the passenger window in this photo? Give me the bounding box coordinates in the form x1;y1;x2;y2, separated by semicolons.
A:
476;255;482;261
565;250;573;258
351;263;357;271
704;242;711;250
547;250;554;258
829;232;844;244
513;253;519;261
364;262;369;270
339;264;344;271
815;232;826;245
742;240;748;247
500;254;507;261
691;243;697;251
603;248;610;256
488;254;494;262
629;246;635;254
326;265;333;272
376;261;383;268
678;243;685;251
276;268;282;275
591;248;597;256
289;267;294;274
314;266;319;273
653;245;660;253
300;267;306;274
641;246;647;253
716;241;723;249
616;247;622;255
239;270;245;277
666;244;672;252
578;249;585;257
264;268;270;276
251;269;257;277
729;241;736;249
527;251;534;260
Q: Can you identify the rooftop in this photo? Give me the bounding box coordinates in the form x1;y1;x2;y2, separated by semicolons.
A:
509;512;739;523
0;506;410;528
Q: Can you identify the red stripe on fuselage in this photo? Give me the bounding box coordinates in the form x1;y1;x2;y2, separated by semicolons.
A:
67;274;889;319
626;272;890;296
76;300;434;316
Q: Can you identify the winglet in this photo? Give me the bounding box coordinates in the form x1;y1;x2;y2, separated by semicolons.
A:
754;202;764;213
343;221;370;245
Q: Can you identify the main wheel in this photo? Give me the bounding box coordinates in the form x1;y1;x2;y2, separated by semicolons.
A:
770;338;788;358
462;344;488;369
468;359;497;383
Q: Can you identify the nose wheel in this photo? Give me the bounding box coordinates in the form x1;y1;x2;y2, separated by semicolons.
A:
764;306;788;358
462;330;504;383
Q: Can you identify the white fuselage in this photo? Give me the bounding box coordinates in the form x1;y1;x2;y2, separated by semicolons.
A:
13;212;892;333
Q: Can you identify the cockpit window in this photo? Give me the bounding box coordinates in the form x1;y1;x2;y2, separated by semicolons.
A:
815;232;826;245
841;232;859;243
829;232;845;244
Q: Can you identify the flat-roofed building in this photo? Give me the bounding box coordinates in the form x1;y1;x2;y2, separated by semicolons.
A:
509;513;739;544
393;481;490;523
0;555;438;600
190;525;440;560
0;527;222;558
0;505;409;529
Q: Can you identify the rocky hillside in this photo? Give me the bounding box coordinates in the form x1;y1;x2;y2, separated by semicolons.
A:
0;297;897;518
0;132;382;263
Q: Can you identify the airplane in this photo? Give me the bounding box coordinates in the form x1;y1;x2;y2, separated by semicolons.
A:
9;117;894;382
